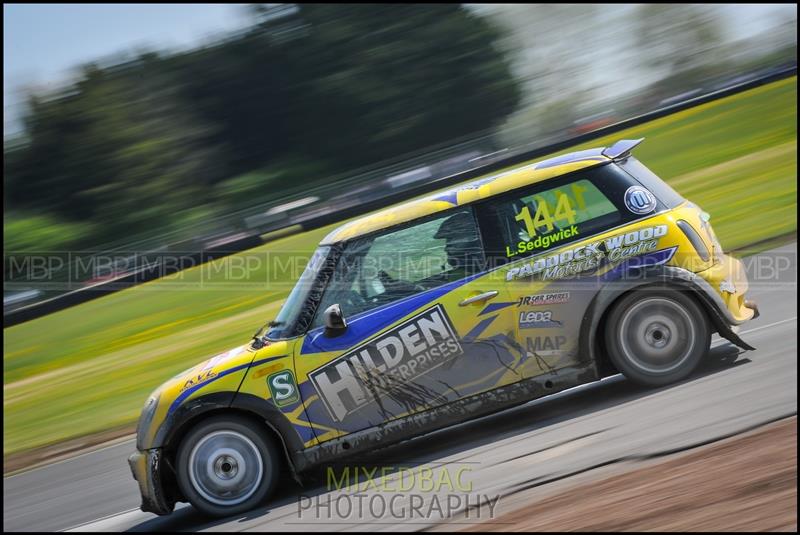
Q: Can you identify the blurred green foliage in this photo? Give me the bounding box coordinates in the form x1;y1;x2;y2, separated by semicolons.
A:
214;158;333;212
4;4;520;251
3;213;97;252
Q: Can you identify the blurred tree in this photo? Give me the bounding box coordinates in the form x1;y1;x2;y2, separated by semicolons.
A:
214;157;332;211
3;212;96;253
5;60;227;245
634;4;724;77
481;4;602;104
480;4;607;144
256;3;521;168
5;3;521;249
160;31;297;176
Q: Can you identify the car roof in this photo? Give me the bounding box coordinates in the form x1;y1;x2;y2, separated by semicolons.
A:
320;141;638;245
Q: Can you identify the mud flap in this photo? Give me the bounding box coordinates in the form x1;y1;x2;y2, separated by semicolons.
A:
717;324;756;351
718;300;759;351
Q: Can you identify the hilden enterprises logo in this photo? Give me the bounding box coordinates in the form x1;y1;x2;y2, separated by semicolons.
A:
310;305;463;422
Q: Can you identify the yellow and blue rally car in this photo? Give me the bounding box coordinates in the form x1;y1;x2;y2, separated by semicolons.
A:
129;139;758;516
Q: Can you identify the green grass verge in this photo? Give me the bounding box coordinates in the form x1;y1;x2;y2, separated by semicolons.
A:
3;77;797;456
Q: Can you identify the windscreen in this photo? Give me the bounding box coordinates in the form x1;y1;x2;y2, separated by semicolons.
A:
265;245;333;340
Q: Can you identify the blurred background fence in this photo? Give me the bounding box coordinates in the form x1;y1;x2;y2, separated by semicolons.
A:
4;4;798;325
4;64;798;327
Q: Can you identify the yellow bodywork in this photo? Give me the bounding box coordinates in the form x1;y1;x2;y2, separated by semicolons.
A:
135;144;756;456
322;157;610;245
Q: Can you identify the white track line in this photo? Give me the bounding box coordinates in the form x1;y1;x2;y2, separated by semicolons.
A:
711;316;797;347
739;316;797;335
4;436;136;480
59;507;141;532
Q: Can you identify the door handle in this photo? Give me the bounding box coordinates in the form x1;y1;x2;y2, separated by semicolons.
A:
459;290;499;307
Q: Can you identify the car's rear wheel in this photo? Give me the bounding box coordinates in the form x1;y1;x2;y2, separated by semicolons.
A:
176;415;280;517
604;287;710;386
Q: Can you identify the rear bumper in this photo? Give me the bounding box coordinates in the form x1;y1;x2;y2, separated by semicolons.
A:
128;448;175;515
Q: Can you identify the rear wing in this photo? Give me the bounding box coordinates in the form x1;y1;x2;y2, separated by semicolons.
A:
602;138;644;160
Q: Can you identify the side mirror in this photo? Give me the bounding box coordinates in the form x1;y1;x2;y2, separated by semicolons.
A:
323;304;348;337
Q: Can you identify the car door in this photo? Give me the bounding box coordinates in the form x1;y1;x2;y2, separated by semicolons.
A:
476;167;633;378
293;207;523;445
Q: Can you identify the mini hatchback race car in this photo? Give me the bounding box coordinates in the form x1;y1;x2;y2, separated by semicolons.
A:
130;139;759;517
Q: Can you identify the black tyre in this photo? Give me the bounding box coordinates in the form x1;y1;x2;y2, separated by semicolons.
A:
604;287;711;386
176;415;280;517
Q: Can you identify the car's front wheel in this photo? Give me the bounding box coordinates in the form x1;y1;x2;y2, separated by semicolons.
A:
176;415;280;517
604;287;711;386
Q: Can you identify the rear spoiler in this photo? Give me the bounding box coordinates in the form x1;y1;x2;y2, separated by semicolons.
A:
602;138;644;160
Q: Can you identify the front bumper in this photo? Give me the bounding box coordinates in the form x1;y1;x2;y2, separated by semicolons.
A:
696;254;758;324
128;449;175;515
744;299;760;319
693;253;758;350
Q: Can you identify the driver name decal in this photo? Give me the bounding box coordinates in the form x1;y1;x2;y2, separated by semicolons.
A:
310;305;463;422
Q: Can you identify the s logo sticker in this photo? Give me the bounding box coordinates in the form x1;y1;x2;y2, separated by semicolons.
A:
624;186;656;215
267;370;299;407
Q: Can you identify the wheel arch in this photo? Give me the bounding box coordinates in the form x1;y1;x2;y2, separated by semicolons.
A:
579;264;754;378
153;392;307;502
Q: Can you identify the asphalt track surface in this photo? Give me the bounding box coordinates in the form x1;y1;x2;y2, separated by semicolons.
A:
4;243;797;532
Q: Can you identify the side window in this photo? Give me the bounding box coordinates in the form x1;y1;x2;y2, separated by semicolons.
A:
311;208;484;327
482;178;620;262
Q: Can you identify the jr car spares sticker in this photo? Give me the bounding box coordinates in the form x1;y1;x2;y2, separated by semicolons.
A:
506;224;668;282
517;292;570;306
310;305;463;422
624;186;657;215
518;310;562;329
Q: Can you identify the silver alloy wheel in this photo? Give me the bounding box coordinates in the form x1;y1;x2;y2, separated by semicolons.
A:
188;430;264;506
617;297;696;374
